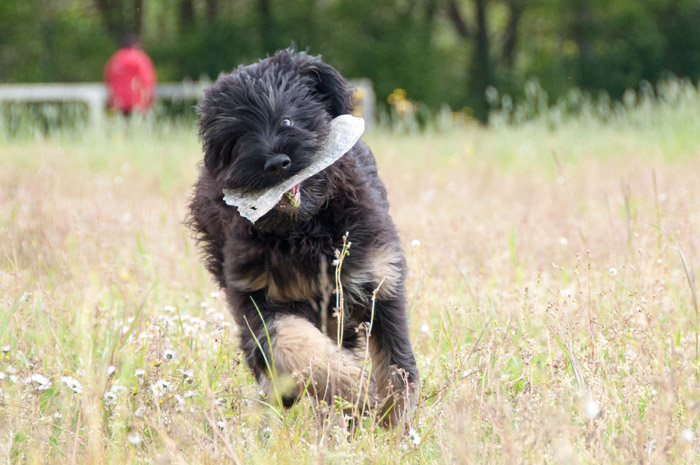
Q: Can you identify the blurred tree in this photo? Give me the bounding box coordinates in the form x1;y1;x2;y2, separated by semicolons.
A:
180;0;195;29
446;0;528;120
1;0;700;122
94;0;143;41
205;0;218;19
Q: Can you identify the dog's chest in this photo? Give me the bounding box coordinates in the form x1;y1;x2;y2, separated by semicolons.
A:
228;227;337;303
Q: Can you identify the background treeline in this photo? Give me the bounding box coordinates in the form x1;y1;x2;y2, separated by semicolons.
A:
1;0;699;121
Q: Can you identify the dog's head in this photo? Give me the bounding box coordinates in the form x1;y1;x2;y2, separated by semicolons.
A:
198;48;354;230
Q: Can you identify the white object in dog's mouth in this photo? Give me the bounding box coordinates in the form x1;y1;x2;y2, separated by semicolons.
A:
222;114;365;223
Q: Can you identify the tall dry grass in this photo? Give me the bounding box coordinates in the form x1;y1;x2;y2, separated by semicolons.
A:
1;81;700;463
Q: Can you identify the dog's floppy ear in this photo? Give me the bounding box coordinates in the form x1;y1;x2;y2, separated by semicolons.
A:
198;109;233;174
200;119;238;174
293;52;355;117
197;79;241;174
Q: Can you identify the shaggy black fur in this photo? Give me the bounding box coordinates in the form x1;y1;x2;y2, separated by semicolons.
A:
188;49;419;422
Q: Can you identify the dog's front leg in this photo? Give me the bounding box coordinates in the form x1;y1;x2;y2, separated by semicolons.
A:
367;295;421;427
238;298;377;409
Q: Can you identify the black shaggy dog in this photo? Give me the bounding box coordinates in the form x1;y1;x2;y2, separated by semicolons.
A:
189;49;419;425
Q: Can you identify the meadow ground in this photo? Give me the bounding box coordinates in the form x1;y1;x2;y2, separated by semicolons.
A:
1;85;700;463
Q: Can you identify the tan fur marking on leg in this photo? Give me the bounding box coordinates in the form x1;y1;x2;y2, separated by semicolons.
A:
369;336;419;426
368;336;398;400
342;244;404;304
368;245;403;299
267;315;377;406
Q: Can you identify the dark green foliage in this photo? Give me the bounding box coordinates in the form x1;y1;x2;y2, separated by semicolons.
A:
1;0;699;122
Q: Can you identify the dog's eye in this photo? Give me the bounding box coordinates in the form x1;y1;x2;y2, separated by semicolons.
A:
281;118;293;127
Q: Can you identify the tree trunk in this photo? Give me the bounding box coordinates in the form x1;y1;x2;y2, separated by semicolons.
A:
469;0;492;121
206;0;218;20
133;0;143;36
258;0;275;53
95;0;129;43
180;0;195;29
572;0;593;87
502;0;523;69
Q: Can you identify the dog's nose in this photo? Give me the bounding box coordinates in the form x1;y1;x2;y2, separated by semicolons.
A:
264;154;292;174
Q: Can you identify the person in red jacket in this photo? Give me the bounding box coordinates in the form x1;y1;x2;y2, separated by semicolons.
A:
104;35;157;115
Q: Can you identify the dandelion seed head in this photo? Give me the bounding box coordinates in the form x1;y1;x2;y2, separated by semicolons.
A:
411;239;421;248
681;428;695;444
608;267;618;277
420;324;430;334
127;431;142;446
585;397;600;419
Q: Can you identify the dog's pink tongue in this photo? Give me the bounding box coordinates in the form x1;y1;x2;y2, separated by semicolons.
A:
286;183;301;206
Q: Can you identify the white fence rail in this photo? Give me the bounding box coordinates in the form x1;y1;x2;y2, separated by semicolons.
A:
0;80;375;129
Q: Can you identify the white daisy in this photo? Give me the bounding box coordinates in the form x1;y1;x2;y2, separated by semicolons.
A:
61;376;83;394
104;390;117;404
408;428;421;446
151;379;171;397
26;374;52;391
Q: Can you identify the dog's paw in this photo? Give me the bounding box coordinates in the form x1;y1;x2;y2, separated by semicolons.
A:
376;369;420;429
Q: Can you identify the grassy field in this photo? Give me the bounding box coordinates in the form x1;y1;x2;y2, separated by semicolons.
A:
2;83;700;463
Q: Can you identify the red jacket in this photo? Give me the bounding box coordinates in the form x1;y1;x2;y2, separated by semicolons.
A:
104;47;157;113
